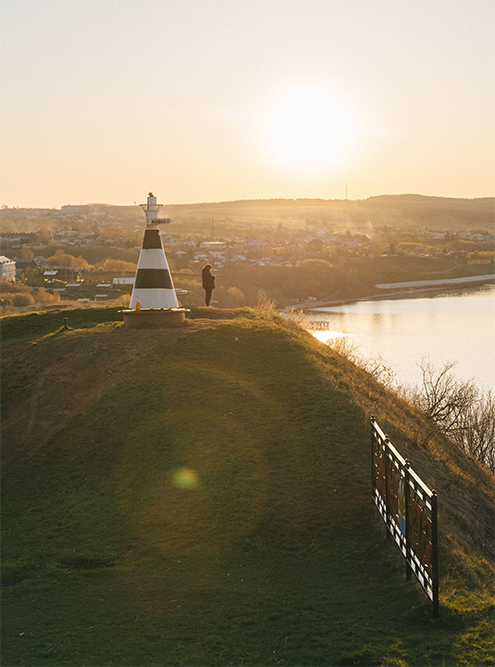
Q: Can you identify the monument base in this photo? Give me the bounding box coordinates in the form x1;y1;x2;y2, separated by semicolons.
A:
121;308;189;328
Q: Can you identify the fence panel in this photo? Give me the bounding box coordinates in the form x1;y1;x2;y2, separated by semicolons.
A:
371;416;439;617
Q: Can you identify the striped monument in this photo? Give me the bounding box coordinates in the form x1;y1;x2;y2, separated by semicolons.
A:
123;192;187;327
129;226;179;309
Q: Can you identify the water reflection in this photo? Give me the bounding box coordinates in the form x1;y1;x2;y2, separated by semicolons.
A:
312;330;351;343
308;285;495;391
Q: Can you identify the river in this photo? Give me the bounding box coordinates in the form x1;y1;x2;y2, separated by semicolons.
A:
307;284;495;392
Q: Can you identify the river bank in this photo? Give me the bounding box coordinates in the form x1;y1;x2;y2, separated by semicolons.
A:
291;274;495;311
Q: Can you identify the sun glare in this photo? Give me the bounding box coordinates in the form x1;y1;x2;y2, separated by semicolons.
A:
312;331;350;344
262;84;358;173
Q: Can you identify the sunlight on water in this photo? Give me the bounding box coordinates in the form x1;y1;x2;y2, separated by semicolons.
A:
311;330;350;344
308;285;495;391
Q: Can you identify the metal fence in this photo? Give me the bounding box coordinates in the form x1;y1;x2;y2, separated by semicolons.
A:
371;416;439;617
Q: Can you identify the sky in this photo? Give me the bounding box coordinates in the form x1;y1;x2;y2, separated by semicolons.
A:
1;0;494;208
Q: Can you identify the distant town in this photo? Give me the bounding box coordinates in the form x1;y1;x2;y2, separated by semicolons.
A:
1;196;494;313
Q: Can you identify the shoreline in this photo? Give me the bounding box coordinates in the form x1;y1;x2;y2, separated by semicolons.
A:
292;275;495;311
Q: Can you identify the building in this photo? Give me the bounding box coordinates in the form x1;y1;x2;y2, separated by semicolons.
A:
0;256;16;281
112;277;135;286
201;241;226;250
54;231;78;241
60;205;89;215
14;258;36;274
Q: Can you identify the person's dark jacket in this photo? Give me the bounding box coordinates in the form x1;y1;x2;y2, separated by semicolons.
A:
202;268;215;290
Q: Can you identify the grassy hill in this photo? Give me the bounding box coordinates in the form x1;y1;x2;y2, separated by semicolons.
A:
1;307;493;666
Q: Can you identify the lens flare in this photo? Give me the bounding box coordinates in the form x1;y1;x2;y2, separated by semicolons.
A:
173;467;199;490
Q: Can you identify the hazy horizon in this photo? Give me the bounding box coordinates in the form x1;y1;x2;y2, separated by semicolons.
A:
2;192;495;212
1;0;494;209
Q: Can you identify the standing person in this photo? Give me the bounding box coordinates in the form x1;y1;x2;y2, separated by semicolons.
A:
201;264;215;307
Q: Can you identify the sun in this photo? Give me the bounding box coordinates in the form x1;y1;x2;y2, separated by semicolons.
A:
261;84;358;173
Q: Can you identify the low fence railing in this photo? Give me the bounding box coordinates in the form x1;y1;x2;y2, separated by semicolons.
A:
371;416;439;617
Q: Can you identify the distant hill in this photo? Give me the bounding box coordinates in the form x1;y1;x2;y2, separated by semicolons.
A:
3;195;493;233
159;194;495;229
1;306;493;666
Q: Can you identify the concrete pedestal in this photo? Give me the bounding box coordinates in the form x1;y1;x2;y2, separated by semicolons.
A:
121;308;188;328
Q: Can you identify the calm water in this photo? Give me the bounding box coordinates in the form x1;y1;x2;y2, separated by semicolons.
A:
309;284;495;391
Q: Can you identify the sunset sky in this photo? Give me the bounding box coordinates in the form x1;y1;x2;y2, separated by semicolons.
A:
1;0;494;208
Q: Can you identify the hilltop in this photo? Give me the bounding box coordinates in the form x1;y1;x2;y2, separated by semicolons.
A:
1;306;494;666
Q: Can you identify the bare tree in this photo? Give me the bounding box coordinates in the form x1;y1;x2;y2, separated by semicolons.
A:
414;359;478;437
411;359;494;472
455;389;495;472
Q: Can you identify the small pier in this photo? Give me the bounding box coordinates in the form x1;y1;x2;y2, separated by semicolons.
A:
306;321;330;330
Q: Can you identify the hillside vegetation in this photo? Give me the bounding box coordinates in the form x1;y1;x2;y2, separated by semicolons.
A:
1;307;494;666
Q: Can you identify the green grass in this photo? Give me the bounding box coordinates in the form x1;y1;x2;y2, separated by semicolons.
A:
0;306;125;347
1;524;448;667
1;307;493;666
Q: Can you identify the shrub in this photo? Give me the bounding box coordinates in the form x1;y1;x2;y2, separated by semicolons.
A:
114;294;130;307
225;287;245;307
96;259;137;272
12;293;35;307
34;287;61;303
0;280;30;295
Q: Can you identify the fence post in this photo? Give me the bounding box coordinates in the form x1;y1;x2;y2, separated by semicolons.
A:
404;460;412;581
384;436;391;541
431;490;439;618
371;415;375;503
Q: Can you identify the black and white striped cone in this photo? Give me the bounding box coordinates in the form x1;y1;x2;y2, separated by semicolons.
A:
130;226;179;309
123;192;188;327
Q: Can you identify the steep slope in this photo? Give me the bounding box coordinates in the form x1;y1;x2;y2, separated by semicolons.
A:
1;307;493;666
